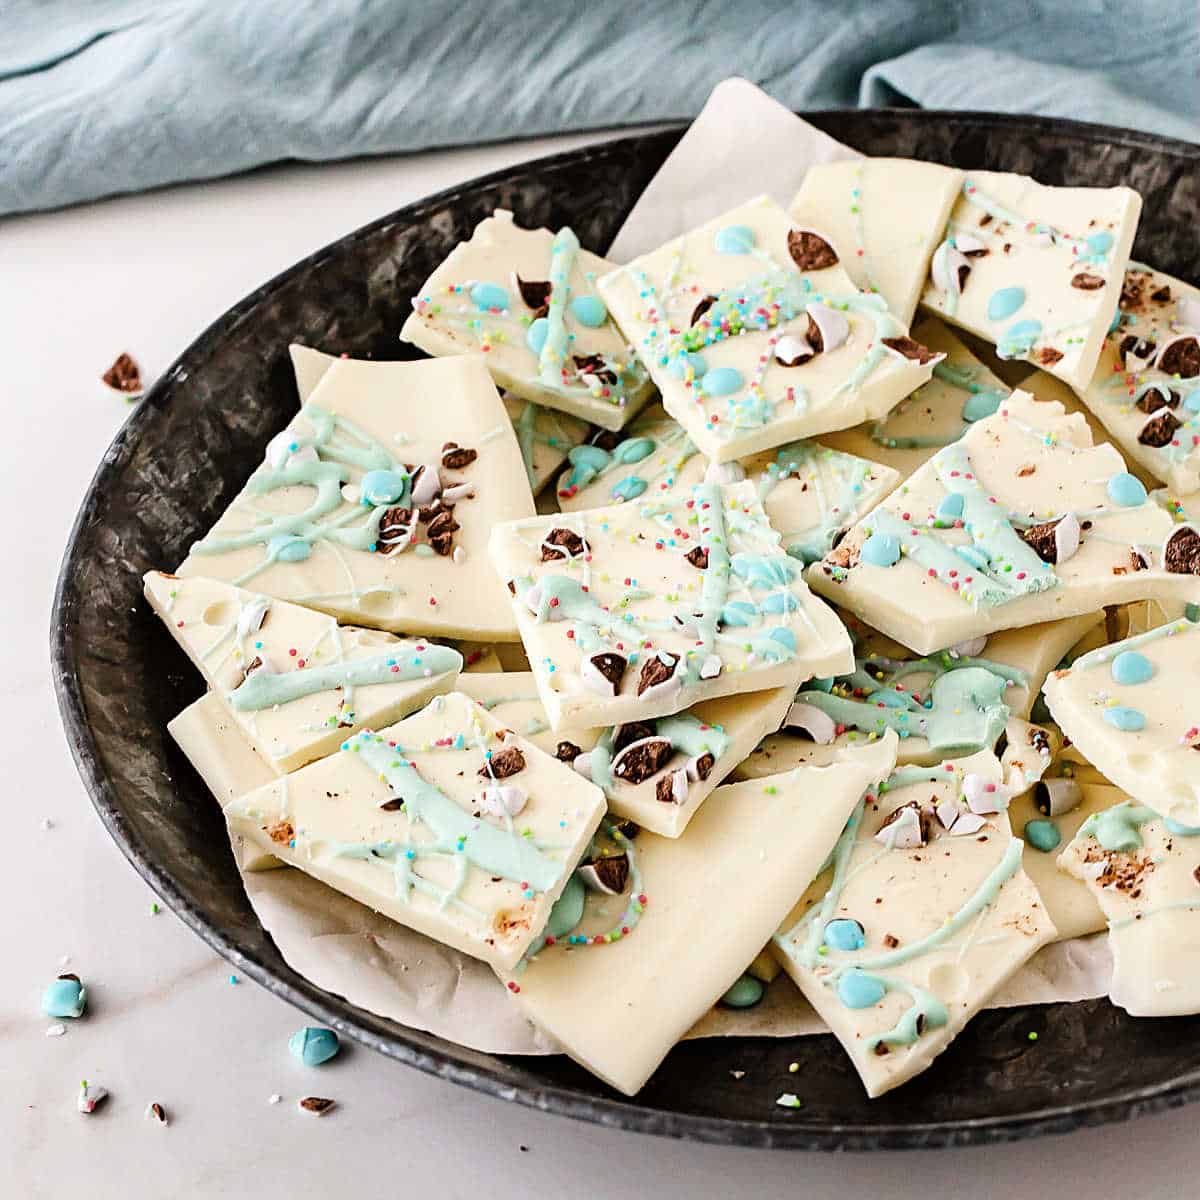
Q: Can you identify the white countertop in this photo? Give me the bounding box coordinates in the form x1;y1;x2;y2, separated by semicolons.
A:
3;130;1196;1198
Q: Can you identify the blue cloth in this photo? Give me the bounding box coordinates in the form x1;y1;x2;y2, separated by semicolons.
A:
3;1;1197;217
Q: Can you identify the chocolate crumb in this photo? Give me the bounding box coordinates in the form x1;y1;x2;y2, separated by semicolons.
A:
441;442;478;470
1070;272;1105;291
266;820;294;845
377;506;414;555
541;527;587;561
883;934;899;949
685;545;709;570
1018;518;1067;563
1119;335;1158;361
881;336;937;364
1017;464;1036;477
1037;347;1064;366
299;1097;336;1116
555;740;583;763
480;746;526;779
1120;271;1151;310
979;213;993;226
787;228;838;271
148;1102;167;1124
102;351;143;393
637;651;679;696
579;853;630;895
1138;409;1182;448
379;798;405;812
426;508;459;555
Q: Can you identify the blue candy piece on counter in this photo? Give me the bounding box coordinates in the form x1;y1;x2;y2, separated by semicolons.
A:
719;973;765;1009
289;1026;341;1067
42;975;86;1019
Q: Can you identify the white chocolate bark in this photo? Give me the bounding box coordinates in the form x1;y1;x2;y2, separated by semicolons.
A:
226;692;606;972
773;751;1056;1097
736;613;1096;778
1044;615;1200;826
500;732;898;1096
920;172;1141;393
400;210;654;431
457;671;792;838
144;571;462;772
488;480;853;730
789;159;964;326
1058;799;1200;1015
598;196;937;463
177;355;533;641
1078;265;1200;495
807;390;1199;654
290;340;589;497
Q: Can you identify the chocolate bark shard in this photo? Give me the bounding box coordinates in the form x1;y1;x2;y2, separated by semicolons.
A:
441;442;478;470
612;737;674;784
1165;526;1200;575
637;651;679;696
555;740;583;763
787;228;838;271
480;745;526;779
102;351;142;393
515;274;552;317
1071;272;1105;290
611;721;655;755
881;336;937;364
1138;409;1182;448
685;545;709;570
540;527;588;561
578;853;630;895
587;651;627;695
1160;336;1200;378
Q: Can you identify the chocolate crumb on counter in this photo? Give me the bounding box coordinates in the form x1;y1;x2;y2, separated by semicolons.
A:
102;351;143;394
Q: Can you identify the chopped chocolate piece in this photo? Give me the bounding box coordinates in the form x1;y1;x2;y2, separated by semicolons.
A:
1130;549;1149;571
102;351;142;393
787;228;838;271
774;334;815;367
883;934;900;949
578;853;630;895
690;294;717;326
299;1097;336;1116
591;429;622;452
555;740;583;763
1136;386;1178;413
1160;336;1200;378
377;506;414;555
148;1102;168;1124
480;745;526;779
637;651;679;697
515;274;552;316
379;797;405;812
881;336;936;364
573;353;617;385
979;213;993;227
426;508;459;555
1036;347;1064;366
1151;285;1172;302
656;771;687;804
506;579;516;595
1165;526;1200;575
693;752;715;781
1070;272;1105;291
1018;519;1065;564
611;721;655;755
825;538;860;570
804;312;825;354
266;820;294;845
1017;464;1036;478
1119;335;1158;362
1121;271;1151;310
540;526;587;561
587;651;627;695
1138;409;1182;448
441;442;478;470
685;545;709;570
612;737;674;784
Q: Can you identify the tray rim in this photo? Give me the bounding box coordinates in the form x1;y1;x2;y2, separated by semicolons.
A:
50;107;1200;1151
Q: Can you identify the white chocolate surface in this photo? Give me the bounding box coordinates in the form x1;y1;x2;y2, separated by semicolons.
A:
599;196;937;463
145;571;461;772
920;171;1141;392
227;692;606;972
400;210;654;431
807;391;1198;654
501;733;898;1095
177;355;533;641
789;158;964;326
773;751;1056;1097
488;480;853;730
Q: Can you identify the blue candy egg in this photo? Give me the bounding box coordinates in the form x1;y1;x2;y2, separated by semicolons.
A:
823;919;866;952
268;535;312;563
719;973;765;1009
288;1026;340;1067
961;388;1005;423
42;975;86;1019
470;281;509;311
936;492;965;524
1106;472;1147;507
669;351;708;379
860;532;901;567
837;969;886;1009
546;873;586;938
700;366;743;397
1103;705;1146;732
1110;651;1154;686
612;437;655;465
713;224;756;255
360;468;408;507
611;476;647;502
1023;818;1061;853
526;316;549;354
987;287;1026;321
570;295;607;327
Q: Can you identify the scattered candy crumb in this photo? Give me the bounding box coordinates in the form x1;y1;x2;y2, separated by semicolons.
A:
775;1092;803;1109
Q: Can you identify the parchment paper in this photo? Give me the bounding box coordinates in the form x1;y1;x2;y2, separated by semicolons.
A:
231;77;1115;1056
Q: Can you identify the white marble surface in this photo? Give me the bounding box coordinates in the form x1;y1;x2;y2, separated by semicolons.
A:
3;129;1198;1198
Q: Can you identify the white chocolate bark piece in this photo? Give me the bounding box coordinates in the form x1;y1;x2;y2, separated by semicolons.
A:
557;407;900;567
921;171;1141;392
458;670;792;838
1010;781;1124;941
1079;265;1200;495
168;693;283;871
820;317;1011;480
1058;799;1200;1015
736;613;1096;778
488;480;853;730
144;571;462;773
1044;614;1200;826
290;344;588;495
807;390;1199;654
177;355;533;641
400;210;654;432
226;692;606;972
598;195;938;464
500;733;898;1095
790;159;964;327
773;751;1056;1097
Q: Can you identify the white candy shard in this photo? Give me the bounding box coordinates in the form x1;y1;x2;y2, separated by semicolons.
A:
77;1082;107;1114
949;636;988;658
949;812;988;836
805;302;850;354
703;461;747;485
236;596;271;640
1035;777;1083;817
936;798;962;831
953;231;987;255
699;654;723;680
931;240;970;299
963;772;1009;815
783;701;837;744
773;334;814;366
1053;512;1082;565
476;784;527;818
412;462;442;506
874;804;924;848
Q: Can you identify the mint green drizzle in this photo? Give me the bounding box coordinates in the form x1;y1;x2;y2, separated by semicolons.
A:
1076;801;1159;852
229;644;462;712
537;227;580;388
866;979;949;1051
1069;616;1196;675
